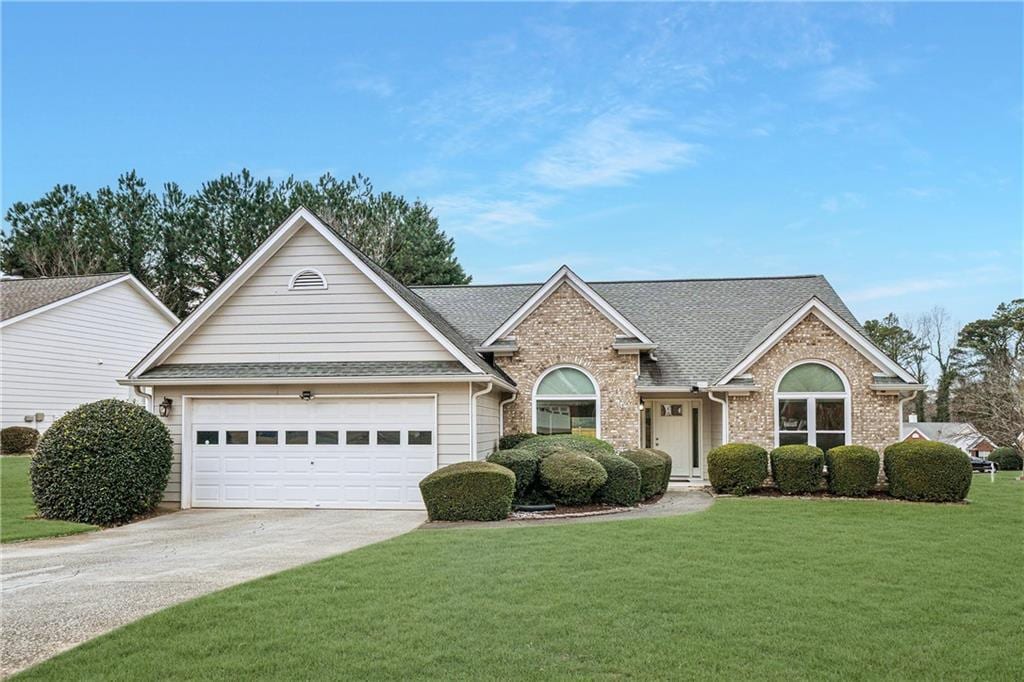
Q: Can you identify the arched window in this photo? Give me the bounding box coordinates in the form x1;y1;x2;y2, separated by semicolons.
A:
775;361;850;451
533;366;599;438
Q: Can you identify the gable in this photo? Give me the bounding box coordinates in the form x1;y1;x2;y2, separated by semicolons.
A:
514;281;624;342
166;225;456;364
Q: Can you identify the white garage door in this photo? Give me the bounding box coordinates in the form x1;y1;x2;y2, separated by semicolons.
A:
189;397;436;509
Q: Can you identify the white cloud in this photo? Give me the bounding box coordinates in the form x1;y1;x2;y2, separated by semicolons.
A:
844;277;958;303
429;192;554;242
529;108;697;190
335;62;394;98
813;65;875;100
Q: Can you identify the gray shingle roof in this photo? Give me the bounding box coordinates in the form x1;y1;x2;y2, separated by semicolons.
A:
0;273;127;321
140;361;475;380
900;422;990;450
413;275;862;387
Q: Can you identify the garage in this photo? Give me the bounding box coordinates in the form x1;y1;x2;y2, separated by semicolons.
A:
187;396;436;509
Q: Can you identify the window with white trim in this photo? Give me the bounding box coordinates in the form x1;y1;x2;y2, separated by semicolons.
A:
534;366;598;437
776;362;849;451
289;268;327;290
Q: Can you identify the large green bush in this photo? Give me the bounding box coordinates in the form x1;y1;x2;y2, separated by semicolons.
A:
514;434;615;459
538;451;607;505
825;445;880;497
486;448;542;501
619;449;671;500
419;461;515;521
707;443;768;495
498;433;538;451
1;426;39;455
31;399;172;525
988;447;1023;471
589;451;642;506
883;441;972;502
770;445;824;494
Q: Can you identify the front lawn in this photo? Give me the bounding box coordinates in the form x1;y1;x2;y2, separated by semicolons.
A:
17;474;1023;680
1;456;96;543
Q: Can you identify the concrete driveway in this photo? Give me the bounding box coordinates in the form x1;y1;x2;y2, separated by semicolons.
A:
0;508;424;677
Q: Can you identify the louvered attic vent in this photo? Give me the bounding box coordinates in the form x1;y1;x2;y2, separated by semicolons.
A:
289;268;328;290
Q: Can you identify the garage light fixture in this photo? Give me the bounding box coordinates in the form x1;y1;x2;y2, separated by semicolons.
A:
159;398;173;417
300;390;314;401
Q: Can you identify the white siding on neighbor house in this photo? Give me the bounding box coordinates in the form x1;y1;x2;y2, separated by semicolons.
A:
0;281;174;432
475;387;502;458
153;381;476;503
166;225;455;364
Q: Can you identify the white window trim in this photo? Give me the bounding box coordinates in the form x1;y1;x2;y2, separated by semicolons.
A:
531;364;601;438
773;359;852;449
288;268;328;290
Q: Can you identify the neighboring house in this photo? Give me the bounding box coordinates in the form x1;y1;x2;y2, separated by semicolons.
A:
122;208;923;510
1;273;178;433
900;420;998;458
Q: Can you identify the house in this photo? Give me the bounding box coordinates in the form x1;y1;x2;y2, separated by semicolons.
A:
900;420;997;458
1;273;178;433
121;208;924;510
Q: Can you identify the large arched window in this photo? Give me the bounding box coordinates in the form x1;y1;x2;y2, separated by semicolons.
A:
533;366;599;438
775;361;850;451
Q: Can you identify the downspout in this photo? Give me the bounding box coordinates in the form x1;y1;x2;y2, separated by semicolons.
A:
897;390;918;434
470;381;494;460
707;390;729;444
499;394;516;440
133;385;154;413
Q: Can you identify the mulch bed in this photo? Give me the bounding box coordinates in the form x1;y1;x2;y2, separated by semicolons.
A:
509;494;666;521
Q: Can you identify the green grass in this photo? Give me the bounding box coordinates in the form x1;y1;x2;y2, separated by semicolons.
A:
17;474;1023;680
1;456;96;543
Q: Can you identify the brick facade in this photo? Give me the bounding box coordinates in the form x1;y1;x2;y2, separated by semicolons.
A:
495;283;640;450
726;314;901;453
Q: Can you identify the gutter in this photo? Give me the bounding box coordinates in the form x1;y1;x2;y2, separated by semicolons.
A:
470;382;494;460
119;374;518;393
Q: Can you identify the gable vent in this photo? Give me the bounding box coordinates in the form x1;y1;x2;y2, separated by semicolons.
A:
289;268;328;291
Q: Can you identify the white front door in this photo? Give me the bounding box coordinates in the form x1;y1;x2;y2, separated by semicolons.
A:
189;397;436;509
652;400;702;479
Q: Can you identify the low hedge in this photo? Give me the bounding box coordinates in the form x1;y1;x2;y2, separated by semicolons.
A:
770;445;825;495
498;433;538;451
31;399;172;525
514;434;615;459
486;448;542;501
419;461;515;521
589;451;642;506
2;426;39;455
619;449;671;500
988;447;1023;471
825;445;879;497
883;441;972;502
538;451;607;505
707;443;768;495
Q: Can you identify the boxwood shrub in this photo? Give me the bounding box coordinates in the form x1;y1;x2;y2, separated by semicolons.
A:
31;399;172;525
1;426;39;455
824;445;879;497
770;445;825;495
707;443;768;495
988;446;1023;471
486;448;542;501
647;449;673;494
514;434;615;458
589;451;642;506
883;441;972;502
498;433;538;451
538;450;607;505
619;449;671;500
419;461;515;521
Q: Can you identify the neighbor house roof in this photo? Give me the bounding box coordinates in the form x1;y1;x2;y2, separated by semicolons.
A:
413;274;878;387
0;273;128;321
901;421;995;452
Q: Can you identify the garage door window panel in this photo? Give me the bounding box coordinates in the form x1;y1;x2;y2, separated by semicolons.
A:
315;430;339;445
196;431;219;445
285;430;309;445
346;430;370;445
377;430;401;445
255;430;279;445
226;430;249;445
408;430;432;445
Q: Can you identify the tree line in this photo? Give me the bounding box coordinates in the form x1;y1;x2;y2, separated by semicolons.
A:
0;170;470;318
865;300;1024;448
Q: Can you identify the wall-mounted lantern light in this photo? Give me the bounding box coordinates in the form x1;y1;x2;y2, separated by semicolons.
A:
159;397;173;417
300;390;314;401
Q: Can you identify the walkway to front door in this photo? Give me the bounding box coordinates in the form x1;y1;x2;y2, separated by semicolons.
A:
649;399;703;479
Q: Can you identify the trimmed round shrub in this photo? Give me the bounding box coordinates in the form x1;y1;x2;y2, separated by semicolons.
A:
619;449;671;500
883;441;972;502
538;451;607;505
2;426;39;455
825;445;879;497
770;445;825;495
589;451;642;506
31;399;172;525
498;433;538;450
988;447;1023;471
514;434;615;459
486;448;542;501
707;443;768;495
419;461;514;521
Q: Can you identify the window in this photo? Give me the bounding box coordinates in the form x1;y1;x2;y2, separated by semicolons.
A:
315;430;339;445
408;430;432;445
776;362;849;450
288;268;327;291
376;430;401;445
196;431;219;445
534;366;599;437
226;430;249;445
346;430;369;445
255;430;279;445
285;430;309;445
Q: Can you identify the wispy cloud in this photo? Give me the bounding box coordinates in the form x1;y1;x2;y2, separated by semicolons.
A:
335;63;394;98
529;108;698;189
845;277;958;302
820;192;865;212
812;65;875;100
429;192;555;241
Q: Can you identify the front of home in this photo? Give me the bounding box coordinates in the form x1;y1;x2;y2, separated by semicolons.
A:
122;208;923;510
901;420;997;458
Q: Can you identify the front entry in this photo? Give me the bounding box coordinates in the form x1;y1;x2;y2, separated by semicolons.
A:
651;400;702;479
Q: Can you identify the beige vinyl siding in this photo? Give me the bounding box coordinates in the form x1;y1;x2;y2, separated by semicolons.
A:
154;381;473;503
0;282;174;431
166;226;455;364
475;388;502;458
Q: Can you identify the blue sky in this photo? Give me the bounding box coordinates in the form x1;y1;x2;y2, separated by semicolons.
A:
3;2;1021;327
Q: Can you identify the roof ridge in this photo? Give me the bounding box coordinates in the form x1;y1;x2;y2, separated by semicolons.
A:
1;272;129;282
411;274;825;289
